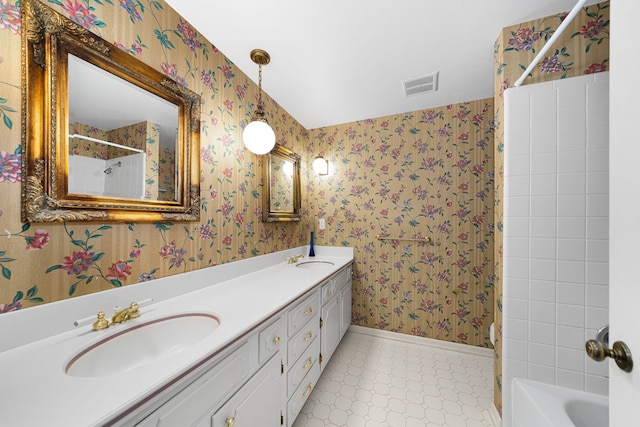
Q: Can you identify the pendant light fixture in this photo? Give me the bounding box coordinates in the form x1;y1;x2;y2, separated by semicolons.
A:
242;49;276;155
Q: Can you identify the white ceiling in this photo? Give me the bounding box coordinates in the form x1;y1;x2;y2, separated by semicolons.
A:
165;0;599;129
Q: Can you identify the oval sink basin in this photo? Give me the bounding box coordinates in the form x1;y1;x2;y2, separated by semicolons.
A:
296;260;335;269
65;313;220;378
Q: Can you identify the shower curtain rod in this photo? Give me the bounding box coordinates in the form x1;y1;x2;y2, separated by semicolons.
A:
69;134;145;154
376;235;432;243
514;0;588;87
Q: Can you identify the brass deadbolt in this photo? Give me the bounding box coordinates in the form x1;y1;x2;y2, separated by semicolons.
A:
586;339;633;373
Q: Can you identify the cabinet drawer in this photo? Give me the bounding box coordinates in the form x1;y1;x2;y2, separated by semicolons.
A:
259;316;284;364
287;316;319;363
321;279;337;305
286;363;321;427
334;266;350;289
287;337;319;397
288;291;319;337
139;341;250;427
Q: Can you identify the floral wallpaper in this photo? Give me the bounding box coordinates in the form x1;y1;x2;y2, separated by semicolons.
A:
306;99;496;348
492;1;609;414
158;145;175;201
69;123;109;158
0;0;310;311
107;121;152;155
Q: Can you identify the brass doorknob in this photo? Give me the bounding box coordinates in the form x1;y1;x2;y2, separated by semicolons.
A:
586;339;633;373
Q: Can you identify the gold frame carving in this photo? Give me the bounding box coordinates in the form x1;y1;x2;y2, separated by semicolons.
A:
21;0;201;222
262;144;301;223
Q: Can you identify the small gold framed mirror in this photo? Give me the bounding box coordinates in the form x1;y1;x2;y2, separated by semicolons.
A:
262;144;301;222
21;0;201;222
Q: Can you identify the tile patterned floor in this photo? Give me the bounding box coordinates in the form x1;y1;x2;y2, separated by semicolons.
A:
292;329;496;427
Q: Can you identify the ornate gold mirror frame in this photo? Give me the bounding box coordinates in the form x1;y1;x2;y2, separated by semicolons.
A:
262;144;301;222
21;0;201;222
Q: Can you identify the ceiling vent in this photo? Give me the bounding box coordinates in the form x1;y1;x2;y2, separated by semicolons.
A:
403;72;439;97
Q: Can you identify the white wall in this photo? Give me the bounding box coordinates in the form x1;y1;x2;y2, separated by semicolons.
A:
502;72;609;424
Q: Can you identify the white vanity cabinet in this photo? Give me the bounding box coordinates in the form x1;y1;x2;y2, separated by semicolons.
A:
130;263;352;427
0;246;356;427
320;265;352;370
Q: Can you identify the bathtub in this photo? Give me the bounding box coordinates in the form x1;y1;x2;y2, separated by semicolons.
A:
512;378;608;427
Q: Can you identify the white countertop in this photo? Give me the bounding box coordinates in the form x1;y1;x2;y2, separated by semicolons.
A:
0;246;353;426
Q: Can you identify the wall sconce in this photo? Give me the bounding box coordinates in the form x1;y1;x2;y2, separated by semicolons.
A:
312;155;329;176
283;160;294;176
243;49;276;155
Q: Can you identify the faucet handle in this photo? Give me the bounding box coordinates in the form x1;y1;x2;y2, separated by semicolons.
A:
128;302;140;319
92;311;110;330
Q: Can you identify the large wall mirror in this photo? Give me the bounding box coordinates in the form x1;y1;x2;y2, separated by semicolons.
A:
262;144;301;222
21;0;201;222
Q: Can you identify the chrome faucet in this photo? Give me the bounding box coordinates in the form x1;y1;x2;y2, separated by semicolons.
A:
111;302;141;324
287;254;305;264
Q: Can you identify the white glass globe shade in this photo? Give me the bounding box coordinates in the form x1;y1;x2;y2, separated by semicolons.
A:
243;120;276;155
312;156;329;175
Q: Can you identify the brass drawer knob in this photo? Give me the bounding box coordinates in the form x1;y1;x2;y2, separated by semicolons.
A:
302;383;313;398
304;331;313;342
226;417;236;427
586;339;633;373
304;307;313;316
274;336;281;345
303;357;313;370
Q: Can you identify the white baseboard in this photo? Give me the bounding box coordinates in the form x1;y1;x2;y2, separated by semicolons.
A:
489;403;502;426
347;325;494;358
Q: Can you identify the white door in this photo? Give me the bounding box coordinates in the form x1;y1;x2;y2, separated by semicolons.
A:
609;1;640;424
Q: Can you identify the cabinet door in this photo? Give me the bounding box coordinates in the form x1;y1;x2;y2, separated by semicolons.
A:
212;354;282;427
339;284;352;338
136;342;251;427
320;296;340;369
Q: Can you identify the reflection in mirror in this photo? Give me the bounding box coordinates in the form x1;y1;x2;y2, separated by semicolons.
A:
269;156;294;212
21;0;201;222
67;55;179;201
263;144;301;222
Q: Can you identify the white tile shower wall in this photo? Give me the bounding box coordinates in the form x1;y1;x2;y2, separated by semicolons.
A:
103;153;145;199
503;72;609;425
68;154;107;196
